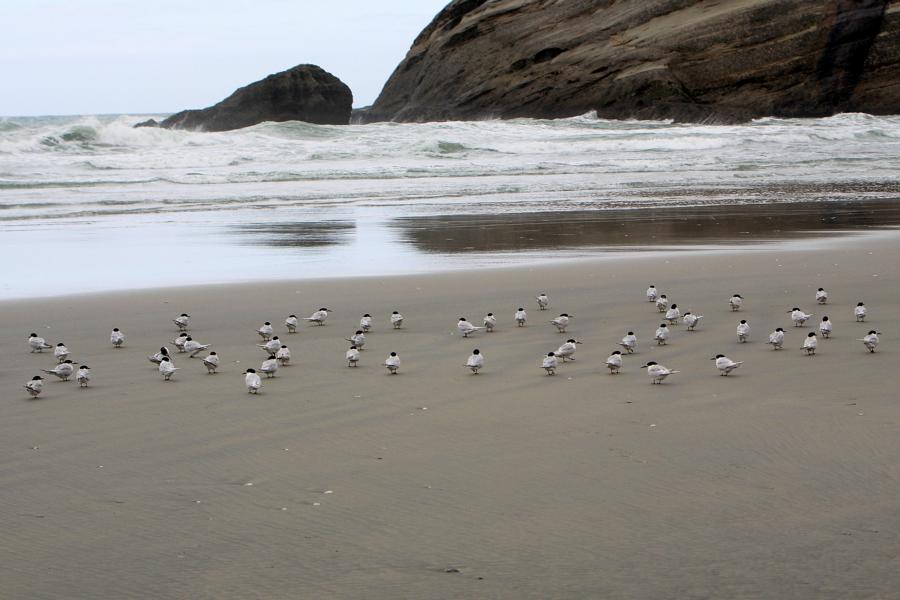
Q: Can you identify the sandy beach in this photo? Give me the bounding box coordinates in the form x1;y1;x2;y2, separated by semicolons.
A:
2;231;899;599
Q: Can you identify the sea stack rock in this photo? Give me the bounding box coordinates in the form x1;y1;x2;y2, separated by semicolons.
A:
159;64;353;131
364;0;900;124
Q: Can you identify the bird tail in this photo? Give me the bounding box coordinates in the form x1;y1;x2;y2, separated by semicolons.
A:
669;370;681;374
40;369;54;375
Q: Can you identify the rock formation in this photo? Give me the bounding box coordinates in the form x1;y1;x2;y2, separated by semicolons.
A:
158;65;352;131
363;0;900;123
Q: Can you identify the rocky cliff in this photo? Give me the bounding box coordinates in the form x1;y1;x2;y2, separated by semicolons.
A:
363;0;900;123
159;65;352;131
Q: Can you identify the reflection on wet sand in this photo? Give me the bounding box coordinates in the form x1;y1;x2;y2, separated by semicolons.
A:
233;221;355;247
392;201;900;253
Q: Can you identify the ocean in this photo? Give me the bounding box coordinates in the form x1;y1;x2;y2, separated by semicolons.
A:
2;112;900;299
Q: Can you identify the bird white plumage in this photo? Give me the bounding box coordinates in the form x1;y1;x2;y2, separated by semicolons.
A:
483;313;497;332
260;356;279;377
304;308;332;325
712;355;743;376
284;315;298;334
646;286;658;302
244;369;262;394
384;352;401;374
76;366;91;387
729;294;743;312
854;303;867;322
257;322;274;340
465;349;484;374
606;351;623;374
110;328;125;348
390;311;404;329
536;293;549;311
619;332;637;354
53;343;69;363
736;320;751;343
202;352;220;374
25;376;44;398
149;347;171;365
767;328;785;350
457;318;484;338
665;304;681;325
346;331;366;350
550;313;572;333
816;288;828;304
541;352;559;376
346;346;361;367
802;332;818;355
790;308;813;327
515;308;527;327
173;313;191;332
159;357;178;380
859;331;880;353
183;337;211;358
276;345;291;366
172;333;188;353
644;362;679;384
43;360;76;381
819;317;832;339
654;324;669;345
359;314;373;332
554;339;581;362
682;313;703;331
656;295;669;313
259;336;282;354
28;334;52;353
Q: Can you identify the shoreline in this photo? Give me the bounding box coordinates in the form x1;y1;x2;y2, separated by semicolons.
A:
3;229;900;598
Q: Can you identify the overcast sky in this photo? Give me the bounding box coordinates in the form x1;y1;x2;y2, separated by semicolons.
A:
0;0;450;116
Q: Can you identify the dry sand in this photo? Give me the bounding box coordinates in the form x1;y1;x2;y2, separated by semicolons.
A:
2;232;899;599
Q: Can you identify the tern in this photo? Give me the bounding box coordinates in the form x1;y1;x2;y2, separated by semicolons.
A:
859;331;880;353
789;308;813;327
244;369;262;394
555;339;582;362
110;328;125;348
465;349;484;374
729;294;743;312
819;316;832;339
276;345;291;366
816;288;828;305
536;293;549;311
304;308;332;326
550;314;572;333
76;365;91;388
260;355;279;378
654;324;669;345
542;352;559;376
854;302;867;322
384;352;401;374
360;314;373;332
149;346;171;364
483;313;497;332
643;362;679;384
257;322;274;340
173;313;191;332
202;351;219;374
712;354;743;376
457;318;484;338
172;333;188;353
24;376;44;398
346;330;366;350
737;320;751;343
606;351;623;374
54;343;70;363
259;336;282;354
183;337;211;358
802;332;818;355
682;312;703;331
767;328;785;350
285;315;298;334
515;308;527;327
28;333;52;353
656;295;669;313
159;356;178;380
390;311;404;329
646;285;658;302
665;304;681;325
346;345;361;367
43;360;76;381
620;332;637;354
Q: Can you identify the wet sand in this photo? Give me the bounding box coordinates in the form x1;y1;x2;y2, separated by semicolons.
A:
2;230;899;599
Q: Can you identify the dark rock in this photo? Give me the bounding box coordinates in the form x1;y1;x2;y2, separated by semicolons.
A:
364;0;899;124
134;119;160;128
160;65;352;131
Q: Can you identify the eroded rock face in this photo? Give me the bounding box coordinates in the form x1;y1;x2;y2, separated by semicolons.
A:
364;0;899;123
159;65;352;131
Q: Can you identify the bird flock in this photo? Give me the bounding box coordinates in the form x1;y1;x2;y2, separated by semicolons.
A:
21;287;882;398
